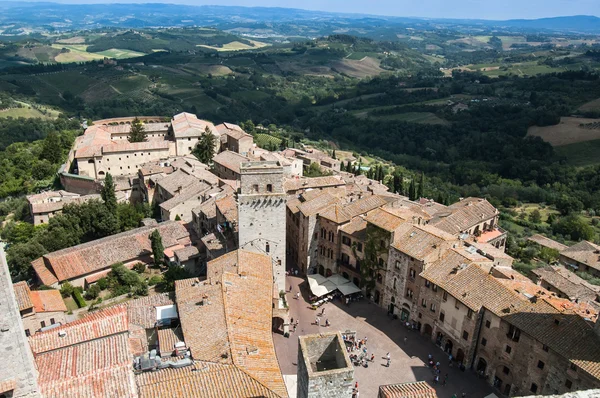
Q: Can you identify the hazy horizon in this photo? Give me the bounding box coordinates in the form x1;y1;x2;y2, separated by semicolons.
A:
14;0;600;20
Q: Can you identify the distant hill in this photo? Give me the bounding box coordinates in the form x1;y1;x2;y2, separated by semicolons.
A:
0;2;598;36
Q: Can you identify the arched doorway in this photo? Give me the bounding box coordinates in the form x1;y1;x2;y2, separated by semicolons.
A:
325;268;333;277
374;290;380;304
456;348;465;364
272;317;285;334
342;272;349;279
400;303;410;321
445;339;454;354
318;265;325;276
423;324;433;337
476;357;487;376
389;296;395;315
353;277;360;287
436;332;443;347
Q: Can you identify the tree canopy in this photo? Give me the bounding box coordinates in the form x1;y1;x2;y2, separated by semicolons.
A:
192;126;217;164
128;117;147;143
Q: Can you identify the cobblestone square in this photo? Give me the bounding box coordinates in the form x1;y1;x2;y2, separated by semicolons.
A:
274;275;496;398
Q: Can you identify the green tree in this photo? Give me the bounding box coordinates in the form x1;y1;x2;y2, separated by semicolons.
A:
393;173;403;195
417;173;424;199
150;229;165;266
408;178;417;201
332;149;336;159
101;173;118;215
529;209;542;224
41;131;62;164
60;281;75;298
193;126;217;164
552;215;596;241
6;241;47;280
85;284;101;300
128;117;147;143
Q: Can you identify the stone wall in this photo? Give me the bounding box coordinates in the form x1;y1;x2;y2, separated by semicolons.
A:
297;333;354;398
0;247;40;397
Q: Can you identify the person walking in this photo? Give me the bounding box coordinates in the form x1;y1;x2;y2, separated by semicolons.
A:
316;316;320;326
443;374;448;386
370;353;375;362
404;336;408;344
386;358;391;367
296;292;300;300
386;352;391;361
293;323;297;332
325;319;330;327
434;375;439;384
321;307;325;315
289;284;292;292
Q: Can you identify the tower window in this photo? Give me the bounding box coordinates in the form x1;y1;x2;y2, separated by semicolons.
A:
253;184;259;193
266;184;273;192
266;243;270;253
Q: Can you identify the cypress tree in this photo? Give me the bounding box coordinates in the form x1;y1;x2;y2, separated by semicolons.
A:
101;173;118;215
150;229;164;266
409;178;417;201
128;117;147;143
332;149;336;159
417;172;425;199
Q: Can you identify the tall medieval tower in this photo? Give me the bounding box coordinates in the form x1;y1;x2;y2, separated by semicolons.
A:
238;161;287;292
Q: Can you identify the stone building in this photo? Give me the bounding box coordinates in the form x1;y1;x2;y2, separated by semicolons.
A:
238;161;287;292
13;281;67;337
216;122;254;156
0;247;40;398
559;241;600;277
31;221;190;288
212;150;250;180
297;332;354;398
381;223;457;322
532;265;600;303
26;190;100;226
170;112;220;157
283;147;341;172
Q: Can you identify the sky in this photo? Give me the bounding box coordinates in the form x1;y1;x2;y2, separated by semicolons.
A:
18;0;600;20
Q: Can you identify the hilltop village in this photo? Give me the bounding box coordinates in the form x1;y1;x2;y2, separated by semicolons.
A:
3;114;600;398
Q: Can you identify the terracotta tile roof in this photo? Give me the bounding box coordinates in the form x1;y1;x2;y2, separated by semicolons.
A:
193;196;217;219
157;327;185;356
340;216;367;240
13;281;33;312
175;245;200;262
429;197;498;235
102;140;169;154
561;240;600;271
0;379;16;394
136;362;281;398
364;208;407;232
33;221;189;284
533;265;600;302
30;290;67;313
216;194;238;224
528;234;569;251
173;250;287;397
155;169;202;197
29;305;128;355
213;150;250;174
465;241;513;261
127;293;175;329
283;176;345;193
379;381;438;397
32;257;58;286
159;181;210;211
319;195;388;224
175;279;231;363
297;192;341;217
286;195;302;214
391;224;457;262
35;333;136;398
172;112;218;139
216;122;251;140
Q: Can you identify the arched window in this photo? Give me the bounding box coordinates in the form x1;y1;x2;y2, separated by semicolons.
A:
391;296;396;304
266;184;273;192
393;277;397;290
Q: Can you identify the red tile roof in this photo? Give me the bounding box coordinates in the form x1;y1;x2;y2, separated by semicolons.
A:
30;290;67;313
379;381;438;397
32;221;188;284
29;305;128;355
429;197;498;235
12;281;33;312
136;363;281;398
35;333;136;398
173;249;287;397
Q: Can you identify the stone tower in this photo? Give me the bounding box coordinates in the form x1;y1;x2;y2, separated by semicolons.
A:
238;161;287;292
297;332;354;398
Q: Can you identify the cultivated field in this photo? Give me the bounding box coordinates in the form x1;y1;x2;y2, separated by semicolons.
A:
578;97;600;112
555;139;600;166
197;40;269;52
527;117;600;146
331;57;384;78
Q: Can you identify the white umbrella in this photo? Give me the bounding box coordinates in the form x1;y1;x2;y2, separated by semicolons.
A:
337;283;362;296
326;274;351;287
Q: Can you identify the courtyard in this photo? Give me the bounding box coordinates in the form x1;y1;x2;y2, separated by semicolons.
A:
273;274;496;398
